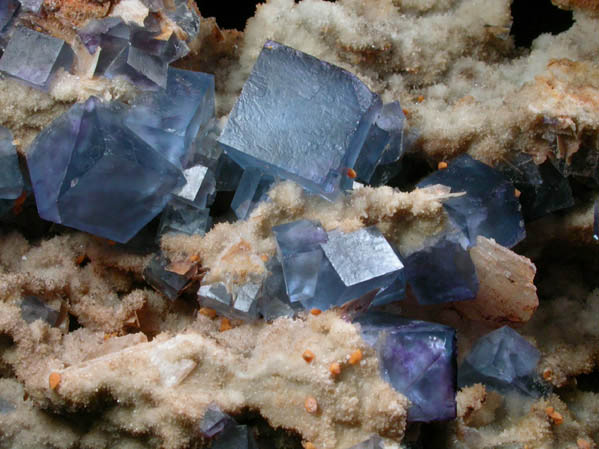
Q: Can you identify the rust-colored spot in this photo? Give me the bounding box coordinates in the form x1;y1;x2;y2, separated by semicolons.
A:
302;443;316;449
437;161;448;170
346;168;357;179
542;368;553;381
310;309;322;316
220;317;232;332
416;95;424;103
12;191;27;215
49;372;61;390
304;396;318;414
199;308;217;319
348;349;363;365
545;406;563;425
302;349;315;363
76;254;87;265
577;438;591;449
402;108;410;117
329;362;342;376
260;254;269;262
514;188;521;198
106;239;116;246
188;254;201;263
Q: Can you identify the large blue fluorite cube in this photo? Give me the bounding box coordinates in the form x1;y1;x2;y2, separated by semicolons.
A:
357;312;457;422
126;67;215;168
0;125;23;200
219;41;382;199
0;27;73;91
459;326;541;397
27;97;184;243
418;154;525;248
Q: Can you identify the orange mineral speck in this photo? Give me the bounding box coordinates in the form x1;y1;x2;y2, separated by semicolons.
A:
199;308;217;319
348;349;363;365
438;161;448;170
304;396;318;414
416;95;424;103
310;309;322;316
302;349;315;363
220;317;232;332
49;372;61;390
543;368;553;381
329;362;342;376
303;443;317;449
188;254;200;263
577;439;591;449
514;188;521;198
76;254;87;265
346;168;357;179
12;191;26;215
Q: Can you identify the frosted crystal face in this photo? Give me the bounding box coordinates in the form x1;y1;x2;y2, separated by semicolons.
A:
198;283;232;315
404;235;479;305
144;254;190;300
231;168;275;220
0;26;73;91
27;96;185;243
357;312;457;422
126;68;216;168
0;125;23;200
459;326;542;397
354;101;406;184
418;154;525;248
497;153;574;221
20;296;60;326
174;163;216;208
219;40;382;199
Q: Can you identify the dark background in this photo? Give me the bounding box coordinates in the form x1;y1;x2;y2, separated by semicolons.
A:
195;0;574;48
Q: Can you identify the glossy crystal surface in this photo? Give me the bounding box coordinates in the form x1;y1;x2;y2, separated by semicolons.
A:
357;312;457;422
418;154;525;248
27;96;184;243
0;0;18;34
0;125;23;200
458;326;541;397
219;40;382;198
144;254;190;300
231;168;275;219
0;26;73;90
198;404;234;438
158;200;211;237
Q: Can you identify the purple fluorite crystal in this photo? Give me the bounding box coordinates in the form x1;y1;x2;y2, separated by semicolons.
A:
357;312;457;422
198;404;234;438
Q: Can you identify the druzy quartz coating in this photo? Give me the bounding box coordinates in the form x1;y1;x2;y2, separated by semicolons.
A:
418;154;525;248
27;96;184;243
0;26;73;91
357;312;457;422
219;40;382;199
459;326;542;397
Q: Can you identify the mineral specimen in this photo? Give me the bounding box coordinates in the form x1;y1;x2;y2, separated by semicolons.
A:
19;0;43;13
27;96;184;243
211;424;257;449
418;154;525;248
0;125;23;200
357;312;457;422
0;397;15;414
256;258;298;320
198;404;234;438
404;234;479;305
348;436;385;449
198;281;259;321
174;163;216;207
231;168;275;219
0;26;73;91
219;40;382;199
144;254;190;300
20;296;60;326
158;200;211;237
0;0;18;34
458;326;542;397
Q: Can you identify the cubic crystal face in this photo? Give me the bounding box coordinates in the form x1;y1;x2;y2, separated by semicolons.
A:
404;235;479;305
20;296;60;326
198;404;234;438
231;168;275;220
418;154;525;248
257;258;299;321
27;97;184;243
0;125;24;200
458;326;542;397
144;255;190;300
497;153;574;221
357;312;457;422
219;40;382;198
158;200;211;237
0;0;19;34
126;67;215;168
0;26;73;90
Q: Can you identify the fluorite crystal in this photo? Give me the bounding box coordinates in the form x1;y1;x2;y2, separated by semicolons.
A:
211;424;257;449
126;67;215;168
418;154;525;248
404;234;479;305
158;200;211;237
0;26;73;90
231;168;275;219
174;163;216;208
0;397;15;414
20;296;60;326
357;312;457;422
144;255;190;300
164;0;201;42
198;404;234;438
219;40;382;199
0;0;18;34
257;258;299;320
348;436;384;449
354;102;406;184
20;0;43;13
458;326;542;397
497;153;573;221
27;96;184;243
198;282;260;321
0;125;23;200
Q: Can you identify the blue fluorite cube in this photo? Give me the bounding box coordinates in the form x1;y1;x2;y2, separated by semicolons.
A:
0;0;19;34
219;41;382;199
257;258;300;320
459;326;542;397
27;96;184;243
354;102;405;184
158;200;211;237
144;254;190;300
0;27;73;90
198;404;234;438
126;67;215;168
357;312;457;422
231;168;275;220
418;154;525;248
20;296;60;326
0;125;23;200
404;234;478;305
211;424;257;449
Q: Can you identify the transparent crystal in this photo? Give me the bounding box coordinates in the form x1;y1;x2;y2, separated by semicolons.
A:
0;125;24;200
144;254;190;300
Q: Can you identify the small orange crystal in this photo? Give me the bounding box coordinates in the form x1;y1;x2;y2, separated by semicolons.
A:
304;396;318;414
348;349;363;365
49;372;61;390
303;350;315;363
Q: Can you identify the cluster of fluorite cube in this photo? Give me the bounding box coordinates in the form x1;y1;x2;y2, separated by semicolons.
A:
0;13;552;431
